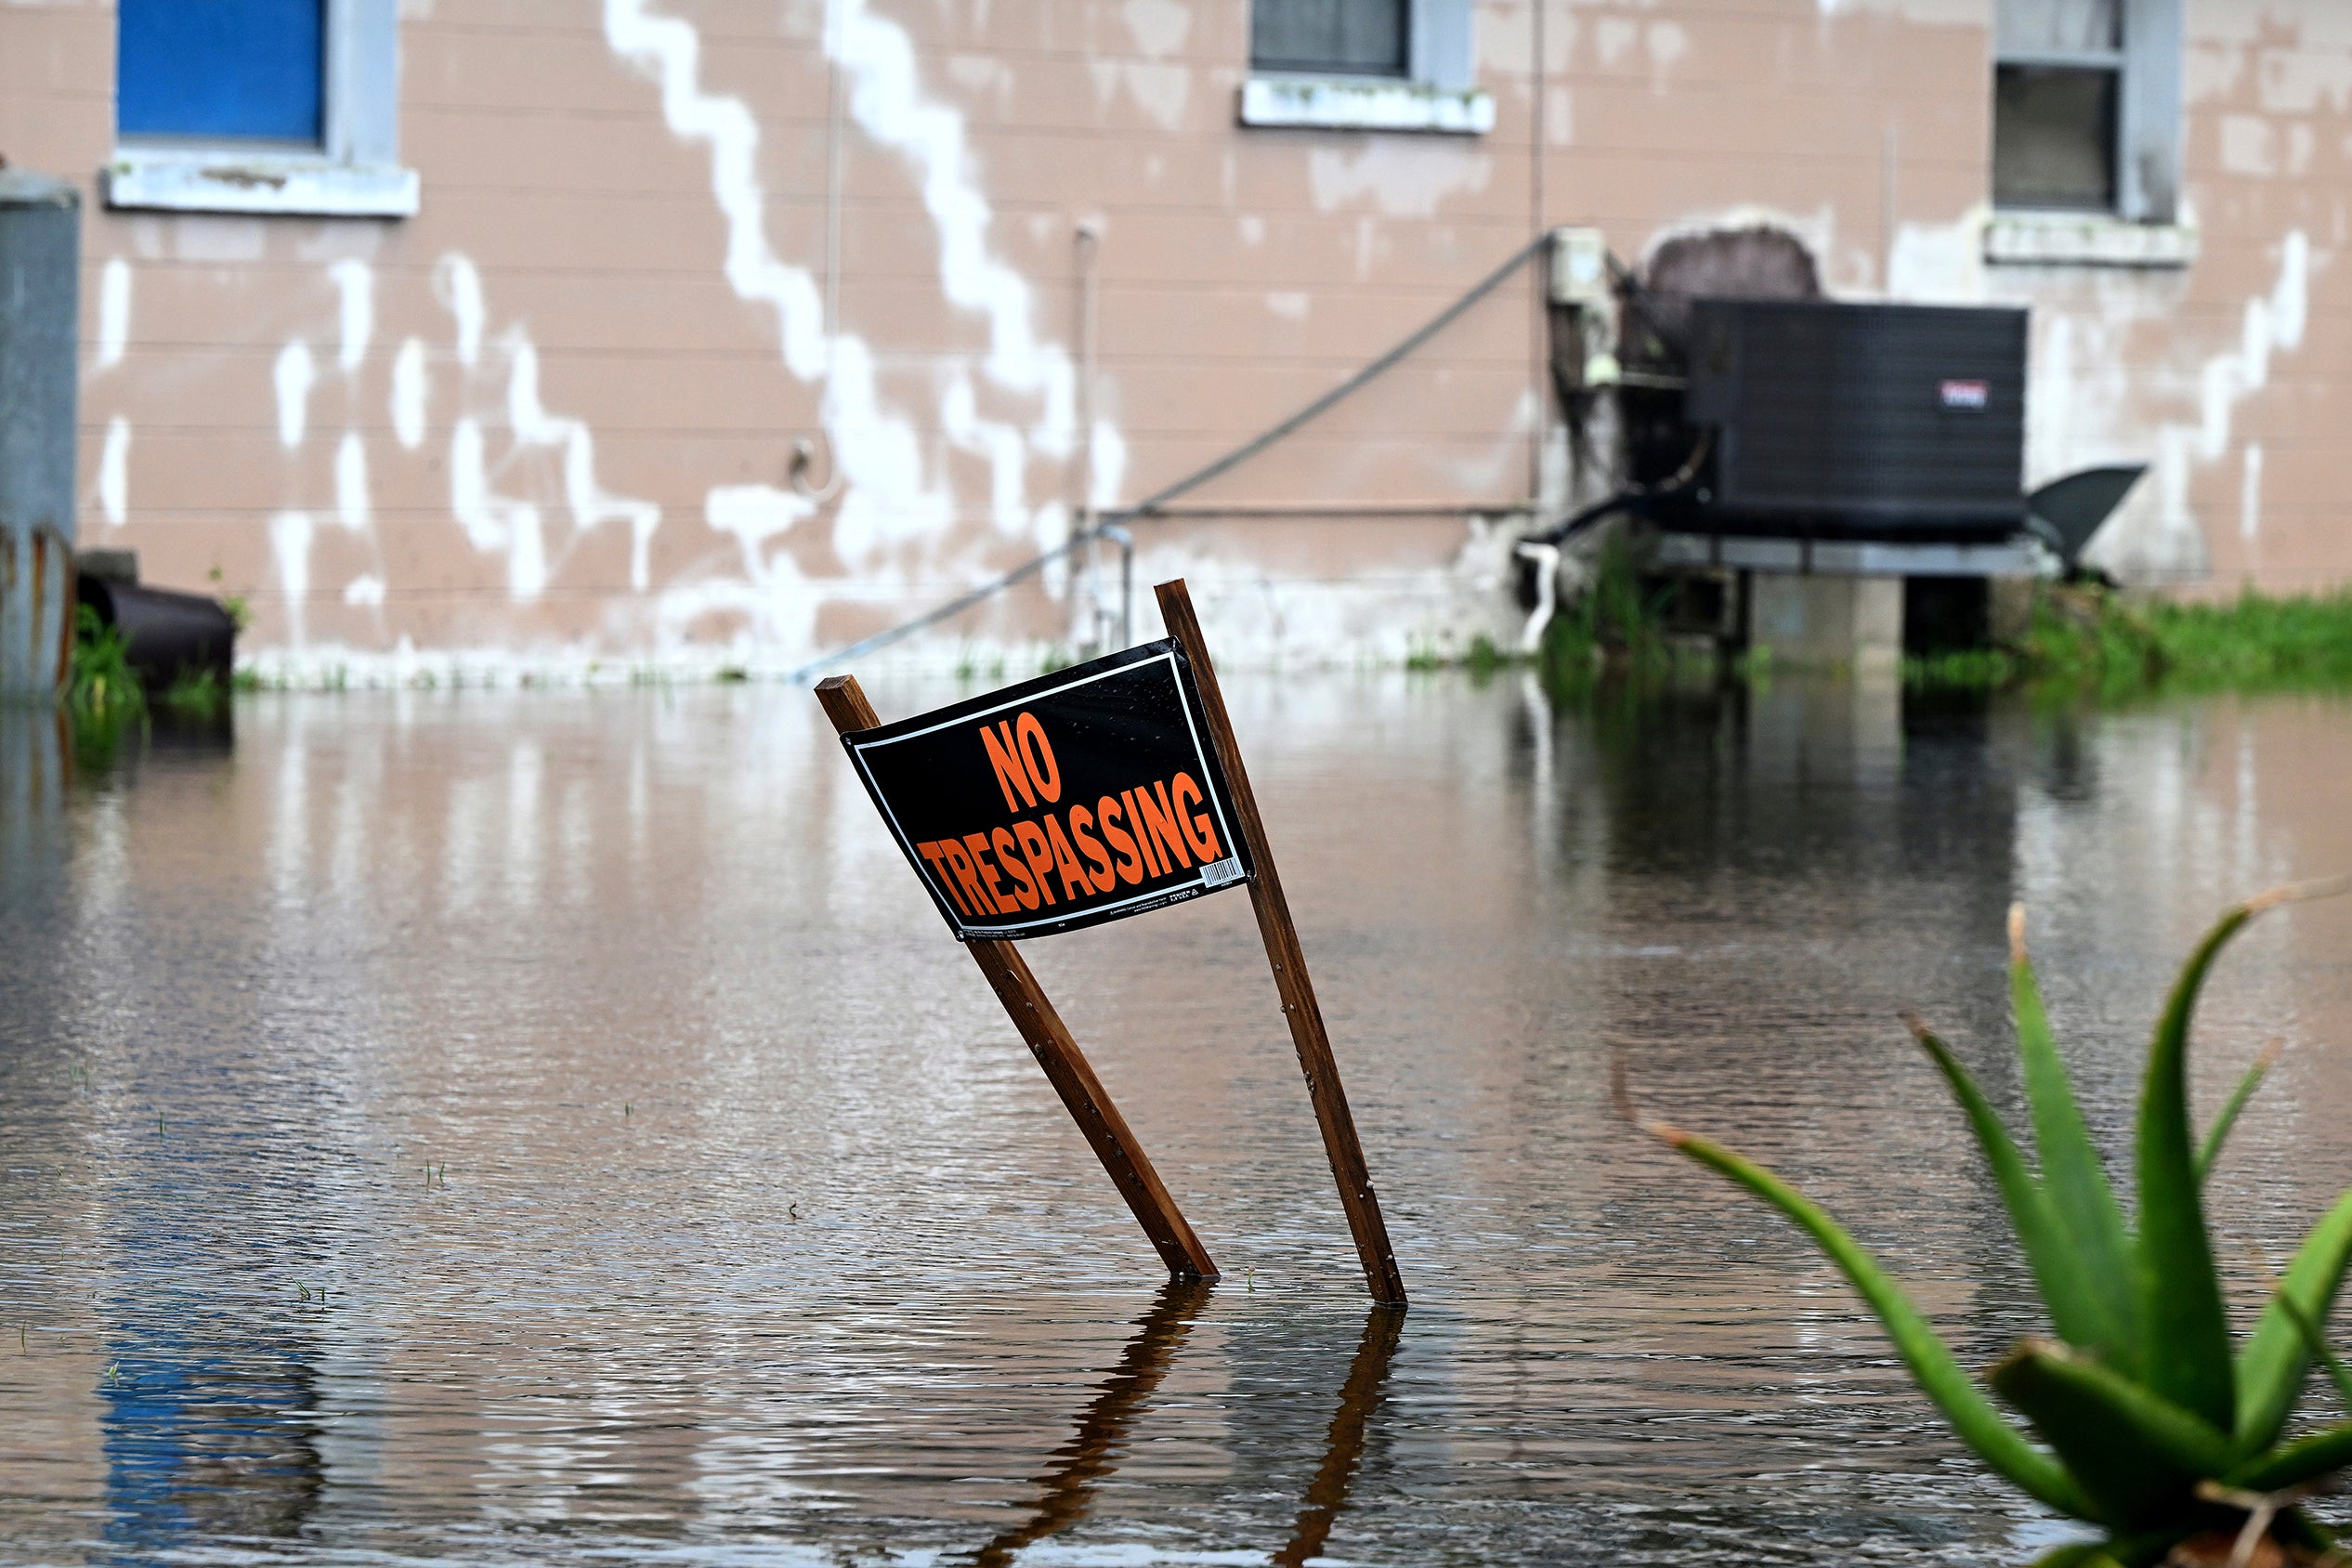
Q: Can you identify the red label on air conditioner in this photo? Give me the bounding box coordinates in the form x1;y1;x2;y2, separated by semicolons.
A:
1940;379;1990;410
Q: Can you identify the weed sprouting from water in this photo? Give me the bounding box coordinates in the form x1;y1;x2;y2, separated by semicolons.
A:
64;607;147;767
67;608;141;717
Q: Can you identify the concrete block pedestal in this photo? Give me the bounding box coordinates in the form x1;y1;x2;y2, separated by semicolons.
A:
1748;573;1903;673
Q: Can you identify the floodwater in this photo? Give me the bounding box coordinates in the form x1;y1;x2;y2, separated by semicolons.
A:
4;673;2350;1567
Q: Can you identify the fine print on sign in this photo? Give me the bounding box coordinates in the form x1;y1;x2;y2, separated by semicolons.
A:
837;641;1256;941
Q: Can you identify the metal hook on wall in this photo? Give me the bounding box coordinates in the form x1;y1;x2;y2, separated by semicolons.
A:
790;433;843;501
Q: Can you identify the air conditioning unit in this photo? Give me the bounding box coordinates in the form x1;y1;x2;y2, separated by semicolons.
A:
1679;299;2029;542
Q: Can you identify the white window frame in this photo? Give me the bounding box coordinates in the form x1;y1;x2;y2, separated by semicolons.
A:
1238;0;1492;137
1986;0;2188;267
104;0;417;219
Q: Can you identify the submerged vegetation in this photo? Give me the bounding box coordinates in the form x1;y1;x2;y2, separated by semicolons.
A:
1644;881;2352;1567
1509;533;2352;701
1908;585;2352;697
1535;536;1718;691
62;606;147;766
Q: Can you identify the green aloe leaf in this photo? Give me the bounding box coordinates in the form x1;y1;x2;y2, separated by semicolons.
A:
2132;897;2257;1431
2226;1419;2352;1492
2010;908;2139;1368
2237;1187;2352;1453
2273;1288;2352;1407
1906;1013;2123;1358
2194;1038;2280;1186
1991;1339;2232;1529
1650;1120;2096;1522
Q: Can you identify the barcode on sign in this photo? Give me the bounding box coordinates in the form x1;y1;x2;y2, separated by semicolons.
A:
1198;856;1246;889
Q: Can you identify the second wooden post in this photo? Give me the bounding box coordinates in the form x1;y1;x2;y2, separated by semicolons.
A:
1153;579;1407;1307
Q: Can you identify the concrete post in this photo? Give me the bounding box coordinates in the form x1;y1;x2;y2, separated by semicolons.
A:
0;171;81;697
1748;572;1903;674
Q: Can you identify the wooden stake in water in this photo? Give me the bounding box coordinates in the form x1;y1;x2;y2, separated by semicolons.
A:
815;673;1218;1283
1153;579;1407;1307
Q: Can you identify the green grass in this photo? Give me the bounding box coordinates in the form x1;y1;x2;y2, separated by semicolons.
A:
1536;539;1721;695
1911;584;2352;698
157;667;229;715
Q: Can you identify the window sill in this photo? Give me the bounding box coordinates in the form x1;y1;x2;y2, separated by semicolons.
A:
1983;212;2197;268
1237;75;1494;135
103;149;418;218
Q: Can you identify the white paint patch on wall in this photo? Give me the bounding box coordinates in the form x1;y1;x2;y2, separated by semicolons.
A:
2240;442;2263;543
98;416;129;527
272;510;314;645
1089;419;1128;512
96;258;131;370
430;254;662;603
2199;229;2306;462
503;327;663;591
344;573;385;607
329;259;374;372
651;484;820;659
274;341;315;450
2008;228;2318;584
336;432;370;532
392;338;428;449
1121;0;1190;57
1888;211;1988;302
1308;139;1493;219
451;417;549;602
601;0;937;584
605;0;1092;666
435;255;485;368
836;0;1079;467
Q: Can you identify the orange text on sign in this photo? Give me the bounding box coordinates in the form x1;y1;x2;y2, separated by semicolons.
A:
909;711;1223;921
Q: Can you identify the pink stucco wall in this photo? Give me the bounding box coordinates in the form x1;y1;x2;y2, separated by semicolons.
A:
2;0;2345;680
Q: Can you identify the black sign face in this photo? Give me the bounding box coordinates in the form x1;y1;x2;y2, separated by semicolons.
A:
839;641;1257;940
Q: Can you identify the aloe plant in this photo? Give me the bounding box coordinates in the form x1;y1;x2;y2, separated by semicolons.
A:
1648;878;2352;1567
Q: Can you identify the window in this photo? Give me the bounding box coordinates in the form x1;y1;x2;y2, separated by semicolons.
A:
118;0;326;145
105;0;416;218
1238;0;1490;135
1991;0;2180;224
1252;0;1409;78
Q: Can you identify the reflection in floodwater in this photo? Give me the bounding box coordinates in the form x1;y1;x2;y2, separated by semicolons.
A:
971;1282;1210;1566
970;1285;1404;1567
1273;1304;1404;1568
2;676;2348;1564
101;1318;322;1550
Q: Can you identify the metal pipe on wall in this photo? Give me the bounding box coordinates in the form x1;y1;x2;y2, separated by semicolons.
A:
791;2;847;501
1074;220;1110;647
1528;0;1548;507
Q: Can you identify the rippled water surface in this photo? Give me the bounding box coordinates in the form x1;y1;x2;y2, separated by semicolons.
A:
5;674;2350;1567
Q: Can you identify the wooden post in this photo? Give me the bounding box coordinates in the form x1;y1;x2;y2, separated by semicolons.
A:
1153;580;1407;1306
815;674;1219;1283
